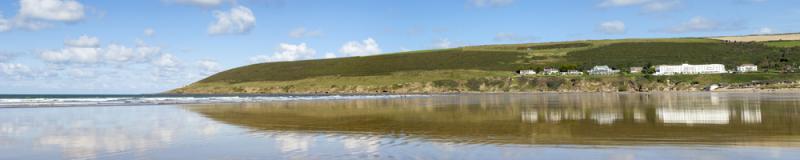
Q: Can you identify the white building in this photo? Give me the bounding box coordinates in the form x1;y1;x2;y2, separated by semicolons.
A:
653;64;726;76
630;67;643;73
737;64;758;73
517;70;537;75
588;65;620;75
542;68;559;75
562;70;583;75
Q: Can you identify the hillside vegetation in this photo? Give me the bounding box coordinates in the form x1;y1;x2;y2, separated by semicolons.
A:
199;49;527;82
764;40;800;48
173;35;800;94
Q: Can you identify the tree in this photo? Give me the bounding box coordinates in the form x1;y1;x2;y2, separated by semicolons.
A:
533;66;544;72
642;62;656;75
559;64;578;72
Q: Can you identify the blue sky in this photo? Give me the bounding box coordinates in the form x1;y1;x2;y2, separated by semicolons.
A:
0;0;798;94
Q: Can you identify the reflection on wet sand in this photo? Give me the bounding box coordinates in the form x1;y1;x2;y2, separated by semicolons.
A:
187;93;800;146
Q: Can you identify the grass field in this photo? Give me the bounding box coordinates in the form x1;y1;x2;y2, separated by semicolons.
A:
565;42;782;70
763;40;800;48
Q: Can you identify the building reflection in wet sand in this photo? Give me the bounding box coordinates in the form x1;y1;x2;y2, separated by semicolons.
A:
188;93;800;147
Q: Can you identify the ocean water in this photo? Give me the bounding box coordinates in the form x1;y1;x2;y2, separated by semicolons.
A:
0;94;425;107
1;93;800;160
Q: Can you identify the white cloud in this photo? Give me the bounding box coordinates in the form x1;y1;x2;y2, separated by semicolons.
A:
0;52;16;62
152;54;179;68
324;52;337;59
493;32;536;42
0;14;11;32
339;38;382;57
2;36;216;93
18;0;85;22
289;27;323;38
468;0;515;7
11;18;52;31
40;47;102;64
0;0;85;32
662;16;735;33
250;43;317;63
676;17;718;32
166;0;226;7
599;0;680;13
433;38;454;49
64;35;100;47
208;6;256;35
248;55;270;64
0;63;32;79
642;0;680;12
144;28;155;37
39;35;166;65
598;20;626;34
104;44;160;63
196;59;220;75
65;68;95;78
599;0;649;7
755;27;774;34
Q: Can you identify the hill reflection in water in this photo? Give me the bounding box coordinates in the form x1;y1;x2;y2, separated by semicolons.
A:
186;93;800;146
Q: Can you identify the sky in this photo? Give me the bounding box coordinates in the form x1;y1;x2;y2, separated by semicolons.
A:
0;0;799;94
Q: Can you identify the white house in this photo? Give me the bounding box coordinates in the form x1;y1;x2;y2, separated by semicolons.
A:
737;64;758;73
653;64;726;76
588;65;620;75
630;67;644;73
561;70;583;75
517;70;537;75
542;68;559;75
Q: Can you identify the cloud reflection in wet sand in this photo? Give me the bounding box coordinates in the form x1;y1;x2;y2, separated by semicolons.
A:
0;106;223;159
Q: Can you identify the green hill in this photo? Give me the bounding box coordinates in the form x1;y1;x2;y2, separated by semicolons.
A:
171;36;800;94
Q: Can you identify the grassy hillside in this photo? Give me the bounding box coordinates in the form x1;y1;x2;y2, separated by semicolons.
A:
199;38;729;83
175;36;800;94
566;42;783;69
200;49;528;83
